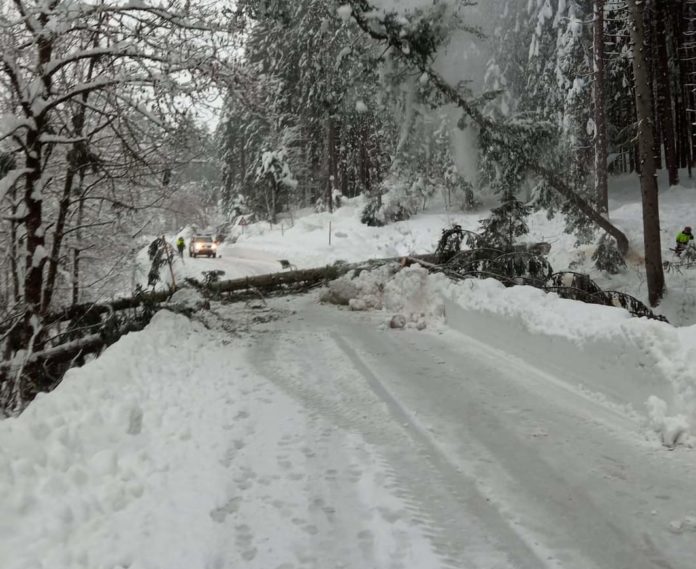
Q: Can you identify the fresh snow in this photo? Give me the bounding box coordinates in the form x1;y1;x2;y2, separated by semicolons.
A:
9;166;696;568
2;286;696;568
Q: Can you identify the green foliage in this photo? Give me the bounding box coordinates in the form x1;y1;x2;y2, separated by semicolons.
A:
478;191;531;250
592;233;627;274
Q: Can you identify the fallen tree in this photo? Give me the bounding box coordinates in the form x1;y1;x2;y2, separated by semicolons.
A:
1;236;664;414
190;254;441;296
346;1;629;256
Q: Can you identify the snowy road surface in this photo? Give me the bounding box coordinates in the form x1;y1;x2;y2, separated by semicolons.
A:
135;242;286;289
250;300;696;569
2;296;695;569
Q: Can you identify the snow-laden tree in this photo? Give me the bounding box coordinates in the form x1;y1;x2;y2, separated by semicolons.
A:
0;0;232;357
256;147;298;224
219;0;399;220
346;0;629;254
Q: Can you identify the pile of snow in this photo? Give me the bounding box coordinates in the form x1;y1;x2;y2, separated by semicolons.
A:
321;263;399;310
322;264;447;329
383;266;447;329
168;286;207;310
0;311;242;569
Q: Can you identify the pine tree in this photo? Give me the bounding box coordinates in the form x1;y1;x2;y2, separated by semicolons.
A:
478;191;532;250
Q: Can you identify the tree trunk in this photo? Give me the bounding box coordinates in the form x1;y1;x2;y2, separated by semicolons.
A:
72;188;85;306
655;1;679;186
22;128;48;347
42;167;76;312
240;137;246;194
593;0;609;212
627;0;665;306
9;184;20;303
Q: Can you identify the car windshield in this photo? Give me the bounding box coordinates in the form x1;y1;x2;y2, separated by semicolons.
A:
194;237;213;243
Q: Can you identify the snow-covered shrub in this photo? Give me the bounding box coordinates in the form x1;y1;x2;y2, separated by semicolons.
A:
146;237;175;288
360;198;385;227
360;168;436;226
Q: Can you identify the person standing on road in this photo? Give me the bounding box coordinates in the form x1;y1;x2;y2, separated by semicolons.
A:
176;236;185;258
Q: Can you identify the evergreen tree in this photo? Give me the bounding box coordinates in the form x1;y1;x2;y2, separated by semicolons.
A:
478;191;532;250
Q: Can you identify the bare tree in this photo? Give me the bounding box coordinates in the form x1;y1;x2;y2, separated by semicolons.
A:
0;0;232;360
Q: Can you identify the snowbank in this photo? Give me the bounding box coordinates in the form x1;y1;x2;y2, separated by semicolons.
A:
440;278;696;447
0;307;447;569
0;311;241;569
326;265;696;447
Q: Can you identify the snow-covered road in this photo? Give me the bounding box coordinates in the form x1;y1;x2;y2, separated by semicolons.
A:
250;300;696;569
2;295;695;569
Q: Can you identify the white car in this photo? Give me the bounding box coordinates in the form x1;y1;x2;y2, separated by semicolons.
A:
188;235;218;258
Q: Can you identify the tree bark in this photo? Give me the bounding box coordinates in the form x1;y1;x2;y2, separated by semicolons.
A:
655;1;679;186
627;0;665;306
9;184;20;303
593;0;609;212
42;167;76;312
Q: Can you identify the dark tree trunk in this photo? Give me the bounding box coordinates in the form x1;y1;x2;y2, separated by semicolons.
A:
648;5;663;171
71;177;86;306
42;167;76;312
628;0;665;306
23;128;48;346
682;0;696;176
9;184;20;303
655;1;679;186
594;0;609;212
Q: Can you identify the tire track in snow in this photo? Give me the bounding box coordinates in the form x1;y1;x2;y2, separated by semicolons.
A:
330;332;552;569
334;318;685;569
250;317;539;569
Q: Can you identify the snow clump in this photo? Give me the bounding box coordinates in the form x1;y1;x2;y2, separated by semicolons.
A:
383;265;447;330
169;286;208;310
322;264;447;330
320;263;399;310
337;4;352;22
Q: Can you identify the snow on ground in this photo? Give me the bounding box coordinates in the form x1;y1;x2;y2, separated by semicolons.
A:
3;293;696;569
13;169;696;567
223;170;696;325
0;309;441;569
323;263;696;448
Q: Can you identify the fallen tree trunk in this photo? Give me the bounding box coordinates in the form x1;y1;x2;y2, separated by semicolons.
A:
202;254;441;295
